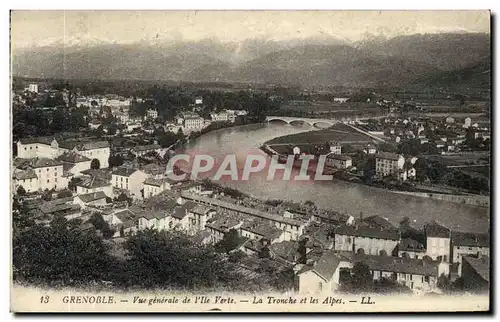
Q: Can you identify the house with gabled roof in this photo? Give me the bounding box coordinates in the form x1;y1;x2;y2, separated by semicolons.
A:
76;176;113;197
111;167;148;199
73;191;107;209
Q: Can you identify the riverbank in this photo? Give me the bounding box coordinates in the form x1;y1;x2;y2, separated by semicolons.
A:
389;190;490;208
181;122;489;233
261;142;489;208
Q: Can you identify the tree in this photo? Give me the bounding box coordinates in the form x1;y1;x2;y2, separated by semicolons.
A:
108;154;124;168
13;216;115;287
16;186;26;196
89;213;115;239
340;262;373;293
68;177;82;191
215;229;245;254
297;238;308;264
122;230;240;289
437;273;450;290
90;159;100;169
259;245;271;259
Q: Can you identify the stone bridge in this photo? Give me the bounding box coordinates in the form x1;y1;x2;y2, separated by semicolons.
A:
266;116;341;128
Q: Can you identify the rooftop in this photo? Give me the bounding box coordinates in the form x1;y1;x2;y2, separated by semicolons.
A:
463;255;490;282
425;221;450;238
376;152;402;161
76;191;107;203
181;192;304;227
13;169;37;180
112;167;140;177
399;238;426;252
18;136;55;145
30;158;64;168
57;152;91;163
335;223;400;241
452;231;489;248
77;176;111;189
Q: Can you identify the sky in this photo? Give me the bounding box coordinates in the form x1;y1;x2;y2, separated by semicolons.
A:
10;10;491;48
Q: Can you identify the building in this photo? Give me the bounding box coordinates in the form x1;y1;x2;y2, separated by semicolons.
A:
17;136;59;159
60;141;110;169
76;176;113;197
451;231;490;274
111;167;148;199
143;178;173;198
474;130;491;140
210;111;229;122
375;152;405;178
73;191;107;209
240;219;286;244
28;158;65;191
297;251;449;294
398;238;426;259
130;144;163;157
334;221;400;256
325;154;352;169
181;192;305;241
445;116;455;124
57;152;91;177
146;109;158;119
461;255;489;293
463;117;472;129
114;112;130;124
365;144;377;154
333;97;349;103
297;251;351;294
28;83;38;93
328;142;342;154
195;97;203;105
17;137;111;169
424;221;451;263
183;115;205;132
13;169;39;193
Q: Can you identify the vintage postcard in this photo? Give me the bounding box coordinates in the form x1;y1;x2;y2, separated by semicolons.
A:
10;10;491;313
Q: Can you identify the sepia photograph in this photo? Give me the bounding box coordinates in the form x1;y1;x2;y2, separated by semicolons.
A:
9;9;491;313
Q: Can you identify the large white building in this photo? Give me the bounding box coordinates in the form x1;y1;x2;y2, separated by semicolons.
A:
146;109;158;120
183;116;205;132
111;167;149;199
28;83;39;93
424;221;451;263
13;158;67;193
17;137;111;169
325;153;352;169
76;176;113;197
210;111;229;122
375;152;405;178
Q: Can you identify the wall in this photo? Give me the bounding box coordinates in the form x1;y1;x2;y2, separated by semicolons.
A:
391;190;490;208
355;237;398;256
426;237;451;262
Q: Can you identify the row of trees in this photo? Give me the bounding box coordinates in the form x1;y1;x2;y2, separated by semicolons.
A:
13;198;291;292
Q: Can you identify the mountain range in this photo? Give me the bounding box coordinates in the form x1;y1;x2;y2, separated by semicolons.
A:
12;33;490;89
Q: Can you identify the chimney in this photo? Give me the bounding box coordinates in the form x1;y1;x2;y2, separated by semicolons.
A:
359;212;363;222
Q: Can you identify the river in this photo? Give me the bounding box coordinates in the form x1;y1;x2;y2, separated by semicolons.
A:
183;123;489;233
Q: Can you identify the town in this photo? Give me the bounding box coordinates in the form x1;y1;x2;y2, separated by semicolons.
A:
12;78;490;296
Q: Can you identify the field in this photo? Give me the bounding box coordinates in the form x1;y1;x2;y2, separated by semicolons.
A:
266;123;376;145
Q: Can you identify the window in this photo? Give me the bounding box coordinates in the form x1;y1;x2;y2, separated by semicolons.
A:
30;147;32;150
424;276;430;283
24;147;27;151
47;179;49;183
55;178;57;183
